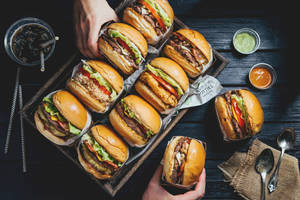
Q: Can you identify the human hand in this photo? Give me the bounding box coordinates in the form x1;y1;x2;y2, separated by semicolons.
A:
142;165;206;200
73;0;118;58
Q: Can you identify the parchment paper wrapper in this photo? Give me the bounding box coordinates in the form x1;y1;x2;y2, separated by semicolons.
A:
70;60;125;114
43;90;92;146
160;136;207;190
76;124;130;179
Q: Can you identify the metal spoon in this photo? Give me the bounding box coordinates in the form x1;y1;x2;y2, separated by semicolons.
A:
267;128;296;193
255;148;274;200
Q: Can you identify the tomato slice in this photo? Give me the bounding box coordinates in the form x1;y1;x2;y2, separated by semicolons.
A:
149;72;178;98
104;160;119;169
80;67;111;96
139;0;166;32
116;37;135;59
231;99;246;134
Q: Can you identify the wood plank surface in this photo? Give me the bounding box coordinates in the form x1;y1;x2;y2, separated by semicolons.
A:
1;0;298;199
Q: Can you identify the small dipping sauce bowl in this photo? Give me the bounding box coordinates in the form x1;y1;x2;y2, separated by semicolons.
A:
249;63;277;90
233;28;260;55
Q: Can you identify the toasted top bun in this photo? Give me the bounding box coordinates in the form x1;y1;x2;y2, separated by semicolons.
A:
52;90;87;129
86;60;123;93
107;23;148;58
214;96;237;140
152;0;174;24
90;125;128;163
150;57;189;92
182;139;206;185
123;95;161;134
176;29;211;62
238;89;264;134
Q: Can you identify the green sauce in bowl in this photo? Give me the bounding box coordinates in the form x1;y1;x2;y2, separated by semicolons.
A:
233;32;257;54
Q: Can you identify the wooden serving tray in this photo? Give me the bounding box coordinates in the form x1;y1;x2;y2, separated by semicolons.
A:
20;0;229;197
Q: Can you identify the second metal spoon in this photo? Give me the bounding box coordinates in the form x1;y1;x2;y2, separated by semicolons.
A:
267;128;296;193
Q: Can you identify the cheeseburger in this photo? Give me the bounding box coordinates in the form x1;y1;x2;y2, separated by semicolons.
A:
135;57;189;113
34;90;89;145
123;0;174;45
67;60;123;113
215;89;264;140
98;23;148;75
163;136;206;186
163;29;212;78
77;125;129;179
109;95;161;147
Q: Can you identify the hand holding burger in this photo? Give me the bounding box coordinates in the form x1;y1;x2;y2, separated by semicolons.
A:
142;165;206;200
162;136;206;187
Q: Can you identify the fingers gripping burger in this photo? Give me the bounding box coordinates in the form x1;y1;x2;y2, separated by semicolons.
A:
34;90;89;145
215;89;264;140
109;95;161;147
123;0;174;45
163;136;206;186
67;60;123;113
135;57;189;113
98;23;148;75
77;125;129;179
163;29;212;78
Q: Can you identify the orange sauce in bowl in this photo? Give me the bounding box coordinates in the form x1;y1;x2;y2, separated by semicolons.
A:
250;67;272;88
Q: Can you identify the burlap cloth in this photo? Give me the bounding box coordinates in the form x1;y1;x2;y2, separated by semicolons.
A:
218;138;300;200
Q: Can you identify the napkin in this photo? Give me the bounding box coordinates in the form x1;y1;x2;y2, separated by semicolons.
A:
218;139;300;200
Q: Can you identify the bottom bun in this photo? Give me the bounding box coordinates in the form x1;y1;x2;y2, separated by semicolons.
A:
98;38;134;75
34;111;66;145
215;96;237;140
67;79;106;113
135;80;169;112
77;146;112;180
109;108;146;146
163;45;200;78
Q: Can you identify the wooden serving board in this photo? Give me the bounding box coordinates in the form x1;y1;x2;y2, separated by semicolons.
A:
20;0;229;197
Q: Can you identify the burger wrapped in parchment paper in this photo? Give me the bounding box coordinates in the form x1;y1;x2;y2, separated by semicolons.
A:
123;0;174;45
77;124;129;180
163;29;213;78
34;90;92;146
162;136;206;188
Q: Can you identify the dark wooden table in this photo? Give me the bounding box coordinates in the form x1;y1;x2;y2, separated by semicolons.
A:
1;0;299;199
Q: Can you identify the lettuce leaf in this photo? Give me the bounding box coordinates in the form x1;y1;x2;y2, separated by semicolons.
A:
146;64;184;96
108;29;143;64
42;96;82;135
144;0;172;28
83;64;117;100
42;96;65;122
69;122;81;135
